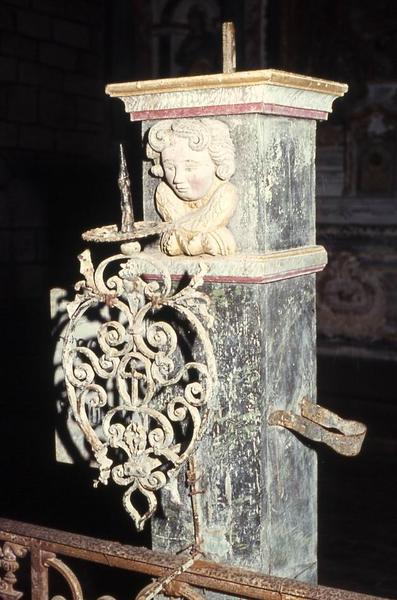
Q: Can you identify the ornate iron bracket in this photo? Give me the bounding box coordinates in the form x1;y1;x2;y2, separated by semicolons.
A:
268;398;367;456
62;247;216;531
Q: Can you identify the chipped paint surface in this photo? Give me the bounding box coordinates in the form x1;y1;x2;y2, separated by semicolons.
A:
147;112;319;585
151;277;318;585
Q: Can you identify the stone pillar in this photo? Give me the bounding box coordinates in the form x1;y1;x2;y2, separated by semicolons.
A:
105;70;347;582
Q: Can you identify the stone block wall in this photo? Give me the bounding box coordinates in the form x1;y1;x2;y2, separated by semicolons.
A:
0;0;114;484
0;0;108;310
0;0;106;158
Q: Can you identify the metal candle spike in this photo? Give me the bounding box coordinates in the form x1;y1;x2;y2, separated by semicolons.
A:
222;22;236;73
118;143;135;233
82;142;165;243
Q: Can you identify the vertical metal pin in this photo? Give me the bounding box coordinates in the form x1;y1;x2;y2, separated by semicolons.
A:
118;144;135;233
222;22;236;74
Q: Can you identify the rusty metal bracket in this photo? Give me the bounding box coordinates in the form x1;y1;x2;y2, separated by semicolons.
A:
268;398;367;456
62;247;217;532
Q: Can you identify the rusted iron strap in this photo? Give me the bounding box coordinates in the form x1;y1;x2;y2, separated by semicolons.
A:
269;398;367;456
0;519;388;600
136;553;202;600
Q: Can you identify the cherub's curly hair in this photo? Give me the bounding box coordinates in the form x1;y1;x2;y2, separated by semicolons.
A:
146;118;235;181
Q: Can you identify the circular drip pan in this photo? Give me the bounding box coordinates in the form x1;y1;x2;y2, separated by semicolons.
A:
82;221;168;243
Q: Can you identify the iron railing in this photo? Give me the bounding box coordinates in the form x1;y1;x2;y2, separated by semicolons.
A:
0;518;389;600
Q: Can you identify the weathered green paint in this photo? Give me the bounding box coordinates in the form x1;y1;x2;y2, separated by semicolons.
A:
144;111;320;589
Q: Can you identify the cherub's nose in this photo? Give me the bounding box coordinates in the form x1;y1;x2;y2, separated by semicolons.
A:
173;166;185;184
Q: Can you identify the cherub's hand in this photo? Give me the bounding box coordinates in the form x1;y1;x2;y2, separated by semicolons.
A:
187;234;204;256
160;230;182;256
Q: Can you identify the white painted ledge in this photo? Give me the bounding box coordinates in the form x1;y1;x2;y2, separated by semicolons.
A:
105;69;347;122
138;245;328;284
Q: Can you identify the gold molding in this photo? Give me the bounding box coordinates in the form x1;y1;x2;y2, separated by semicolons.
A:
105;68;348;98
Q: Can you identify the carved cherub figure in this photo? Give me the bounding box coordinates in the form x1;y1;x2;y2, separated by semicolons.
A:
147;118;238;256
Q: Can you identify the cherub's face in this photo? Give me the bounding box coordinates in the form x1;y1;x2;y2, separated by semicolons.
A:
161;137;216;201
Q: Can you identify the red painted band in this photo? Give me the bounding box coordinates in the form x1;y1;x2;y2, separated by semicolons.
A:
141;263;327;286
130;103;328;122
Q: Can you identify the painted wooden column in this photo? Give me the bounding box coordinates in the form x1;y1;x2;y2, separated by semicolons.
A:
105;70;346;583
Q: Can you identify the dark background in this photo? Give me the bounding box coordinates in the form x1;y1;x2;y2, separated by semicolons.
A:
0;1;396;598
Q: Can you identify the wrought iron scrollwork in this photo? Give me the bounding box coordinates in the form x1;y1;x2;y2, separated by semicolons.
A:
44;554;116;600
44;550;204;600
62;248;216;530
44;554;84;600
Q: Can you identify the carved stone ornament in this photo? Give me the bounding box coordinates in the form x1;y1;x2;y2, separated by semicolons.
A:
317;251;386;340
62;247;216;530
146;118;238;257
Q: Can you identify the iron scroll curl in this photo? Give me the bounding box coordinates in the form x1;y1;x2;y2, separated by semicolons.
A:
62;248;216;531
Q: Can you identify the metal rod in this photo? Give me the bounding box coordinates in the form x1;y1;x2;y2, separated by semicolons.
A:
136;553;201;600
222;22;236;74
118;143;135;233
187;455;203;553
0;519;389;600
